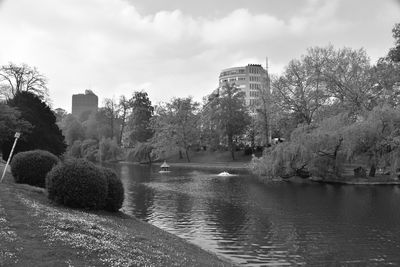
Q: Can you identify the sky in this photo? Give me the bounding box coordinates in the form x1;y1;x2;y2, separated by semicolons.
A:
0;0;399;112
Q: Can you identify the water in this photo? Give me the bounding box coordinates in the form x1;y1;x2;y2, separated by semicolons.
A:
106;163;400;266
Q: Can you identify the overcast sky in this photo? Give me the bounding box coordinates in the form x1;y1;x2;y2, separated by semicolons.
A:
0;0;399;112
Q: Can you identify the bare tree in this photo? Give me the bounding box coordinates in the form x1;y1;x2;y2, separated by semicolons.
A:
0;63;48;99
388;23;400;62
272;49;329;125
103;98;119;140
118;95;133;145
323;47;373;111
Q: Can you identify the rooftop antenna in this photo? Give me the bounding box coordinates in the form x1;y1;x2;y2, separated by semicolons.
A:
265;56;272;145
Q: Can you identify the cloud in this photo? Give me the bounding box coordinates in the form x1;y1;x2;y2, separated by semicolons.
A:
0;0;398;111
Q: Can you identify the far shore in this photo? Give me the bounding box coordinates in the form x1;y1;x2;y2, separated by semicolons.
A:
117;161;400;185
119;160;251;171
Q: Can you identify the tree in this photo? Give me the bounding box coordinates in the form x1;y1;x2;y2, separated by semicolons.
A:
62;115;85;146
151;97;200;162
1;91;66;160
0;63;48;100
344;105;400;178
388;23;400;62
127;142;153;163
103;98;119;140
272;46;375;127
127;91;154;145
250;113;352;180
323;46;374;112
0;103;31;146
54;108;68;124
370;23;400;107
99;137;123;161
118;95;133;145
371;57;400;107
272;47;330;125
205;82;250;160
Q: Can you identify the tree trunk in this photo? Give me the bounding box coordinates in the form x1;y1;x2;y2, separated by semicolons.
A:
228;134;235;160
179;150;183;159
119;121;125;145
147;152;152;165
110;116;114;139
368;152;377;177
369;164;376;177
185;148;190;162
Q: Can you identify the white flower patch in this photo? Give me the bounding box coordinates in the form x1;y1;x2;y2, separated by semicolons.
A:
0;204;20;264
16;194;156;266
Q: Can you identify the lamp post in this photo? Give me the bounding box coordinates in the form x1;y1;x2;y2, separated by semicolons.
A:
1;132;21;183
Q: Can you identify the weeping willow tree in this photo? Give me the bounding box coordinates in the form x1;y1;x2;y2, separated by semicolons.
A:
250;113;352;180
250;124;316;180
127;142;153;163
343;105;400;178
252;106;400;181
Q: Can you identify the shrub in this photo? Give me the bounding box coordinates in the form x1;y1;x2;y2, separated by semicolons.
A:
68;139;98;162
102;167;124;212
46;159;108;210
80;139;98;162
10;150;59;188
243;146;253;156
127;142;153;163
99;137;123;161
69;140;82;158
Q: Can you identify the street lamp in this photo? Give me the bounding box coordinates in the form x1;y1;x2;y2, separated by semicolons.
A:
1;132;21;183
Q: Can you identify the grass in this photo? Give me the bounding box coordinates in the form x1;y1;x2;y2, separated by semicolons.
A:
0;165;234;266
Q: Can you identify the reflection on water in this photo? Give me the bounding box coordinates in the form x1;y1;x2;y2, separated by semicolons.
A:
106;163;400;266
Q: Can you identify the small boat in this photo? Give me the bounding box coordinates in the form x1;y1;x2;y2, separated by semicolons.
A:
217;171;232;176
159;161;171;173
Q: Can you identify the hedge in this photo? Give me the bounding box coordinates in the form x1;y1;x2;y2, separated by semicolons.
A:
46;159;108;210
102;167;124;212
10;150;59;188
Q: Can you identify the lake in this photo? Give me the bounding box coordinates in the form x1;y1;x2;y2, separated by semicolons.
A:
106;163;400;266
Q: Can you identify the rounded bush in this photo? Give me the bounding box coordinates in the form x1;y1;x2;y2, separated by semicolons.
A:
46;159;108;210
102;167;124;212
10;150;59;188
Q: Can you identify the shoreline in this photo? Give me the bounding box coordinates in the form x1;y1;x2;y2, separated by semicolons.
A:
279;175;400;186
0;164;234;266
309;177;400;185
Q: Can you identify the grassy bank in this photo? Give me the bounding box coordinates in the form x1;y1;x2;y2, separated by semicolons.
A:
0;165;233;266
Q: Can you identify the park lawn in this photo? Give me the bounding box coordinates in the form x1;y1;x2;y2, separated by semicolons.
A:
0;170;233;267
